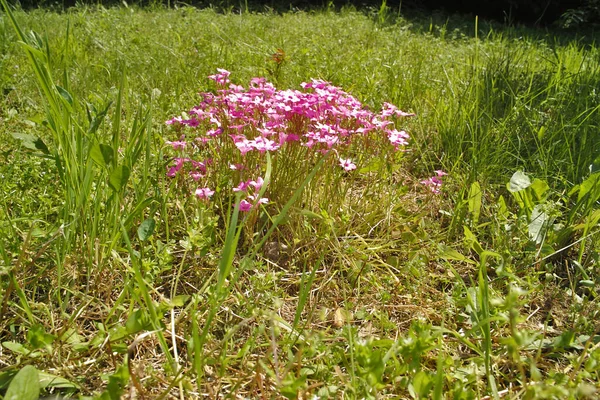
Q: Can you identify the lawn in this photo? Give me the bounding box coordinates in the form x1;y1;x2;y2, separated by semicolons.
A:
1;3;600;399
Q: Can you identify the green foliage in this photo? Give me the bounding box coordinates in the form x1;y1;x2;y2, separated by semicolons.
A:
4;365;39;400
1;4;599;399
98;364;129;400
560;0;600;28
507;170;600;266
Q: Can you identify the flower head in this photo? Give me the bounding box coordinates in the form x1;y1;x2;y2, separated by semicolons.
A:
339;158;357;172
195;187;215;199
238;199;253;211
250;176;264;191
166;140;187;150
421;170;447;194
208;68;231;85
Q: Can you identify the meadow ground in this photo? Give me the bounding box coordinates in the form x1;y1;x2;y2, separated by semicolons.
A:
1;3;600;399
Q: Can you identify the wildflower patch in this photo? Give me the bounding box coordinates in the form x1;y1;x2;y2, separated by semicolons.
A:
166;69;416;210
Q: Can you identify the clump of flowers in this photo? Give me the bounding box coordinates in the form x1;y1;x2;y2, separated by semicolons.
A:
420;170;447;194
165;69;415;210
233;176;268;211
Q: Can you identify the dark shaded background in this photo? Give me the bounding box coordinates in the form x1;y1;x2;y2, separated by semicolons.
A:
6;0;596;26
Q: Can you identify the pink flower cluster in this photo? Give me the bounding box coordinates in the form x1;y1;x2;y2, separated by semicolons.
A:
420;170;447;194
233;176;268;211
165;70;415;210
166;157;209;181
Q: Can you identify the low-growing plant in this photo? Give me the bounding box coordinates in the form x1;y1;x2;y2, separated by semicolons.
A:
507;169;600;271
163;68;414;217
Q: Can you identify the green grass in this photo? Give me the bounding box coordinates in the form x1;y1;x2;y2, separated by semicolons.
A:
1;3;600;399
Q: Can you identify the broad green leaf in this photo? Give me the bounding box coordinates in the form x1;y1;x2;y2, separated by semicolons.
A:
530;179;549;201
90;143;114;168
4;365;39;400
497;195;508;219
59;327;86;350
508;171;531;193
579;280;595;288
358;157;382;174
125;309;152;334
158;294;191;314
170;295;190;307
9;132;49;154
401;230;417;243
55;85;73;107
409;370;433;399
463;226;484;255
109;165;130;192
577;173;600;203
137;218;156;241
591;156;600;174
529;204;549;245
38;371;80;389
468;181;482;225
100;364;129;400
280;372;307;399
537;125;546;141
438;244;475;264
108;324;129;342
2;341;40;357
586;209;600;228
552;330;577;350
157;295;190;314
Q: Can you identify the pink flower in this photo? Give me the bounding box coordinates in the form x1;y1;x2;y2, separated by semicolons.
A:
229;83;244;92
380;102;416;118
183;118;200;128
166;140;187;150
339;158;357;171
195;187;215;199
251;137;280;152
249;176;264;191
421;171;447;194
190;171;204;181
235;139;253;155
206;128;223;136
238;199;253;211
208;69;231;85
167;158;186;177
166;116;183;125
380;102;398;118
388;129;409;147
248;194;269;205
233;180;251;192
